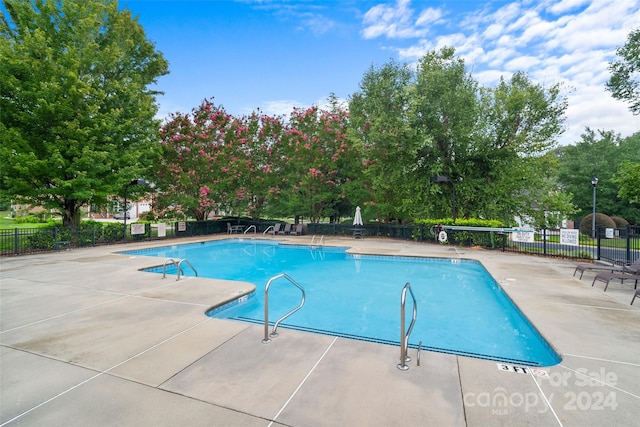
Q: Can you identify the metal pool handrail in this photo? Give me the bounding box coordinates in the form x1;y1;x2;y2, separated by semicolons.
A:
177;259;198;281
162;258;179;279
162;258;198;281
244;225;256;235
398;282;417;371
310;235;324;247
262;273;306;343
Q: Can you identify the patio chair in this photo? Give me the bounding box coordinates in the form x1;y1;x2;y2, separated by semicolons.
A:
293;223;303;236
268;223;281;236
277;223;291;235
574;258;640;280
227;222;243;234
592;271;640;291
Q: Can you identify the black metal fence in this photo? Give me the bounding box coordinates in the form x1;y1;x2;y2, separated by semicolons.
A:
502;225;639;265
1;220;638;266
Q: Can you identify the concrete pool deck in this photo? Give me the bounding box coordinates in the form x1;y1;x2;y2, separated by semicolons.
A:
1;235;638;426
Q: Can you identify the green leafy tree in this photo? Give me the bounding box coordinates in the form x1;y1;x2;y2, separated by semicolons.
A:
348;49;568;224
607;27;640;114
614;161;640;205
469;71;567;222
557;129;640;222
411;47;480;220
0;0;168;225
348;60;416;222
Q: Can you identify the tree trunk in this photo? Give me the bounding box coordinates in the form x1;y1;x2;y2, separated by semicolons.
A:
62;200;81;226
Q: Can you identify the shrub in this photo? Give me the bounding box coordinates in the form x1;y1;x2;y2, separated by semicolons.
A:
579;213;616;237
610;216;629;227
102;222;124;243
415;218;506;228
414;218;506;247
14;214;41;224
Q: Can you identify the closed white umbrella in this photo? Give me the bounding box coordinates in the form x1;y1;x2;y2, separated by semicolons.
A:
353;206;363;226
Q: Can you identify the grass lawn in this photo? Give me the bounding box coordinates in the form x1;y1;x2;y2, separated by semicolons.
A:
0;211;53;229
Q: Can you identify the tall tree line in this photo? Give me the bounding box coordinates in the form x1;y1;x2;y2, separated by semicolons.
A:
154;48;571;225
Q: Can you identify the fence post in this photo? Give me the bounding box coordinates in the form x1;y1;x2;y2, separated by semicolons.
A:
626;224;631;264
543;228;547;256
596;227;601;260
14;228;19;255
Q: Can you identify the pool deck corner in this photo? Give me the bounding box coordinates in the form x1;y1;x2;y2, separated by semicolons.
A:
1;235;638;426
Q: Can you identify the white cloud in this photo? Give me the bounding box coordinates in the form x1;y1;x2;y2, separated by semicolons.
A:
564;84;640;142
361;0;640;144
256;100;301;117
361;0;439;39
504;55;541;71
547;0;591;15
483;23;504;40
296;13;336;36
415;7;444;27
314;95;349;111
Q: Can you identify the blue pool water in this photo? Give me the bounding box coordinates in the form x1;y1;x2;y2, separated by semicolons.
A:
122;239;561;366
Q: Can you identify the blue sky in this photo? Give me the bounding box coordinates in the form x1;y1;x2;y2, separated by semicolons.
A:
123;0;639;145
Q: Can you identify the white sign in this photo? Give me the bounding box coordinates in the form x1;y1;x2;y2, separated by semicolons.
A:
605;228;614;239
157;223;166;238
131;223;145;235
178;221;186;232
560;228;579;246
511;230;534;243
497;363;530;375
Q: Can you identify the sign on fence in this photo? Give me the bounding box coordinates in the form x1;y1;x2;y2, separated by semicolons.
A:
511;230;534;243
157;223;166;237
131;223;145;235
560;228;579;246
178;221;186;232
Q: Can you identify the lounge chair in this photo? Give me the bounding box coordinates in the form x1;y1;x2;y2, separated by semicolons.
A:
227;222;243;234
574;258;640;279
293;223;303;235
592;271;640;291
268;223;281;236
278;223;291;235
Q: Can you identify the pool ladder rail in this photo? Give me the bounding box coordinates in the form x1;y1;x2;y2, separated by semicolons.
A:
262;273;306;344
310;235;324;247
398;282;418;371
162;258;199;281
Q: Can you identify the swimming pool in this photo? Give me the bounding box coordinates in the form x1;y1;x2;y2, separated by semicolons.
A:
123;239;561;366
